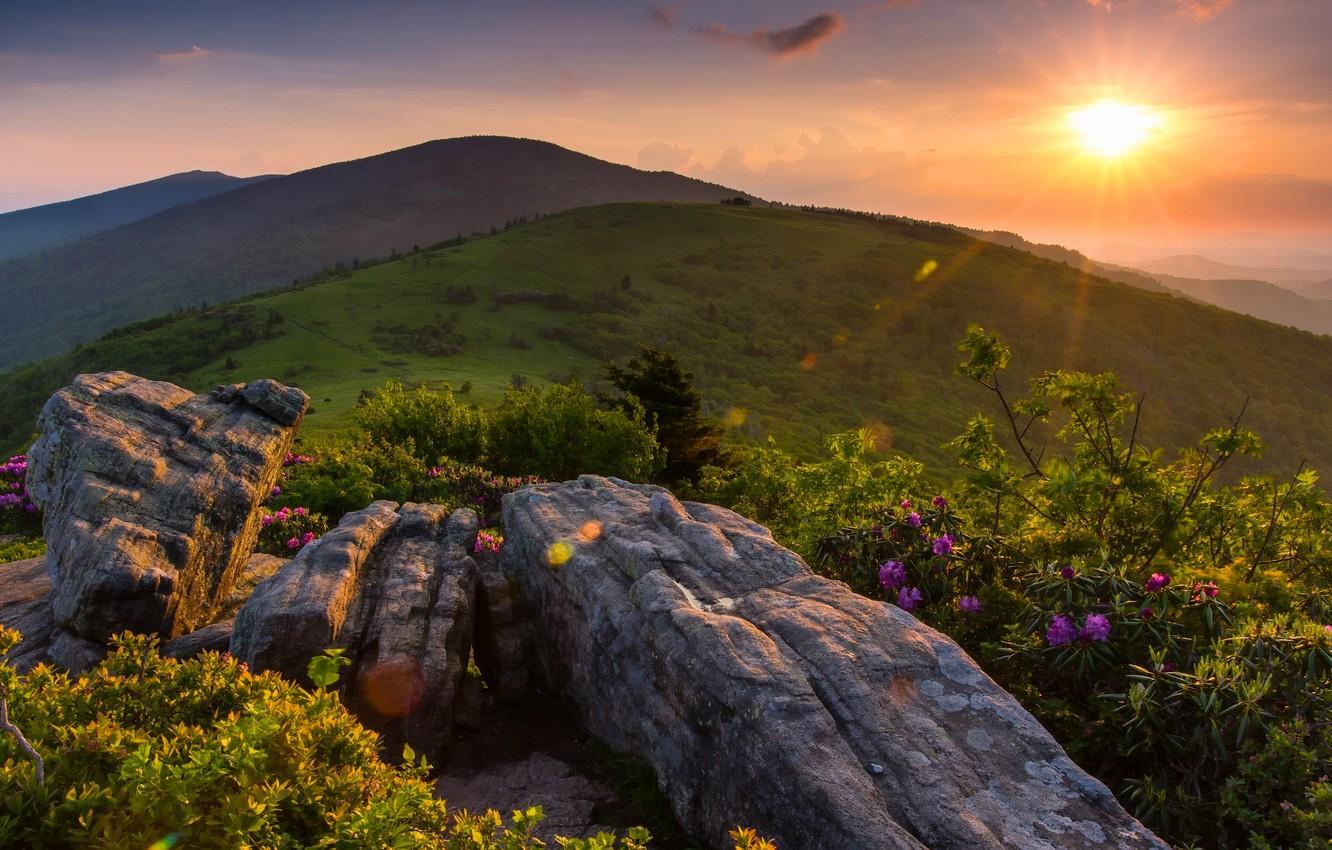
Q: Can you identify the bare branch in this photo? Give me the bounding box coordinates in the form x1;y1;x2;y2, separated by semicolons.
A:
0;696;43;787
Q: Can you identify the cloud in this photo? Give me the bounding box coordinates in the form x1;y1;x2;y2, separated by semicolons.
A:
1083;0;1235;20
1172;0;1234;20
637;141;695;172
647;3;681;27
696;12;844;58
155;44;210;62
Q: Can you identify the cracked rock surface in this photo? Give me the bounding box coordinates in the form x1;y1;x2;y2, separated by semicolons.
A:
500;476;1168;850
25;372;306;670
232;502;479;757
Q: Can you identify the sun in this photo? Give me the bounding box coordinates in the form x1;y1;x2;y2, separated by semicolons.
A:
1067;100;1161;158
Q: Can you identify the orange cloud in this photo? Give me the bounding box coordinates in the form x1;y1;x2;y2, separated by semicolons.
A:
696;12;844;58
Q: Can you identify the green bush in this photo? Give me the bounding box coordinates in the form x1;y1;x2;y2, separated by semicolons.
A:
486;383;662;482
0;629;773;849
355;381;487;466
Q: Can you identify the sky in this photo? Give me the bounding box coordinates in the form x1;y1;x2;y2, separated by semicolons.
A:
3;0;1330;260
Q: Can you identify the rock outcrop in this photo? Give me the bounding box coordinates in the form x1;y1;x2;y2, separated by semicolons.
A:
0;557;56;671
500;476;1168;850
25;372;307;669
232;502;480;756
0;551;289;669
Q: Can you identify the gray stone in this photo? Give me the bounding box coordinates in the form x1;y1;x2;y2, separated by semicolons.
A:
500;476;1168;850
163;619;235;659
232;502;480;757
435;753;616;841
0;557;55;671
26;372;307;668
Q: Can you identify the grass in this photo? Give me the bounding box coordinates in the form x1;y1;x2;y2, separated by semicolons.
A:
4;202;1332;478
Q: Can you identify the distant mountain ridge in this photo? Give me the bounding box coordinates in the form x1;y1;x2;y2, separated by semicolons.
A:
1136;254;1332;284
0;136;755;369
0;170;272;261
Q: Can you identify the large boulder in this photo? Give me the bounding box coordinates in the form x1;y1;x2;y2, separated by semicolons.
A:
231;502;480;757
500;476;1168;850
0;551;289;670
25;372;307;670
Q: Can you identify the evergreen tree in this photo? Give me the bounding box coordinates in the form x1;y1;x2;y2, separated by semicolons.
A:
606;347;724;485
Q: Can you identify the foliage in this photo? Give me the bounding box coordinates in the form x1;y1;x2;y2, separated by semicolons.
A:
257;504;330;555
487;383;662;482
605;347;724;485
770;329;1332;850
355;380;486;466
0;455;39;537
0;628;773;849
695;428;921;557
0;537;44;565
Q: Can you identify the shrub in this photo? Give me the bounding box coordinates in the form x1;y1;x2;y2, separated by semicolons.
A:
0;629;773;849
486;384;662;482
355;381;487;466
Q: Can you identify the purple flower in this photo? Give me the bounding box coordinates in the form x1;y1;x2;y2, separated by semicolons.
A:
1192;581;1220;600
1046;615;1078;647
301;531;316;545
958;595;981;614
293;506;308;517
932;495;948;510
897;586;924;611
286;536;300;550
878;559;906;590
1059;566;1076;580
270;485;282;498
1140;606;1154;621
932;534;954;556
1080;613;1111;642
1144;572;1171;593
260;514;273;527
900;499;912;510
907;512;922;528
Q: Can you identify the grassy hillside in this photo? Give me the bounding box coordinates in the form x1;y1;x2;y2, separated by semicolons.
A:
0;137;751;369
4;203;1332;478
0;170;270;262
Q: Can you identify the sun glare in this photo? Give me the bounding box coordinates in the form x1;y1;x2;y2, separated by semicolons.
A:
1068;100;1160;158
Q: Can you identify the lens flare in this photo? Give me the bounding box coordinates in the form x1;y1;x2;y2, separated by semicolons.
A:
914;259;938;282
546;540;574;567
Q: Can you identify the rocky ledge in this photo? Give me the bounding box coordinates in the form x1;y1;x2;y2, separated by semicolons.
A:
499;476;1168;850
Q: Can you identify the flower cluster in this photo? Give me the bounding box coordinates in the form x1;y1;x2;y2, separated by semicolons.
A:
0;455;39;533
283;452;315;467
1144;571;1171;593
473;529;503;554
255;504;327;556
261;505;309;527
1046;612;1112;646
817;494;968;619
417;462;542;526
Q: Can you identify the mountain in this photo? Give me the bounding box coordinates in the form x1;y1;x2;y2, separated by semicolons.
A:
1146;275;1332;337
0;137;754;370
1297;278;1332;300
966;229;1172;293
4;203;1331;480
0;170;271;262
1136;254;1331;284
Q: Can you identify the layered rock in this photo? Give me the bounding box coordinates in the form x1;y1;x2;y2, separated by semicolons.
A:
0;557;55;671
500;476;1168;850
0;552;291;669
232;502;480;756
25;372;307;669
